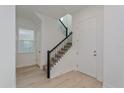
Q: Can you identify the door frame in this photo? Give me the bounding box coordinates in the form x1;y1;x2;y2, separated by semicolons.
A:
74;16;103;82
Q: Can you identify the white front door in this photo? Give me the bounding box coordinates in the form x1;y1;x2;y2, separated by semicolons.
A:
77;17;97;78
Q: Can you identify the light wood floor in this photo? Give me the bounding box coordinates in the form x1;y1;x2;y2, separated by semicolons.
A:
16;65;102;88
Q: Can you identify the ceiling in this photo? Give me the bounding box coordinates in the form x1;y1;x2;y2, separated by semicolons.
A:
16;5;86;24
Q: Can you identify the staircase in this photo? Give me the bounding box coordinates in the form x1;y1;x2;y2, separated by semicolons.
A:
43;19;72;78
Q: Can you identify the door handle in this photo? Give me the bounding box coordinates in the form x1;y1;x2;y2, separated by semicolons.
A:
93;54;97;56
93;50;96;56
93;50;96;53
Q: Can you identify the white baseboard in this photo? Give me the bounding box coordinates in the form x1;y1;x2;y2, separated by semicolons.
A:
16;64;37;68
51;69;73;78
103;82;115;88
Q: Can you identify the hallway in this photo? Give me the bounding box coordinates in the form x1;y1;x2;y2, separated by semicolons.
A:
16;65;102;88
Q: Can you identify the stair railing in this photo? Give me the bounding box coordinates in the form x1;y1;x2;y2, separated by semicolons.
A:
59;19;68;37
47;18;72;78
47;32;72;78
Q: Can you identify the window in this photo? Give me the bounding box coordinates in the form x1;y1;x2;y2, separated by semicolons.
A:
60;17;63;21
18;28;35;53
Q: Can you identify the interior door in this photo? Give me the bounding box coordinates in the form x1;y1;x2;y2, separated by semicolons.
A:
77;17;97;78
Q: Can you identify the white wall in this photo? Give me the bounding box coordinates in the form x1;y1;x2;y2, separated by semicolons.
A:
51;47;76;78
16;16;41;68
37;14;65;66
72;6;104;81
103;6;124;88
0;6;15;88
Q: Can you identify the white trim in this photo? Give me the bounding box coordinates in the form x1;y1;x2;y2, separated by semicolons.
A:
103;82;115;88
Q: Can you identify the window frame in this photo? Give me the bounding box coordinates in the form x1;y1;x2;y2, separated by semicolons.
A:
17;28;35;54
